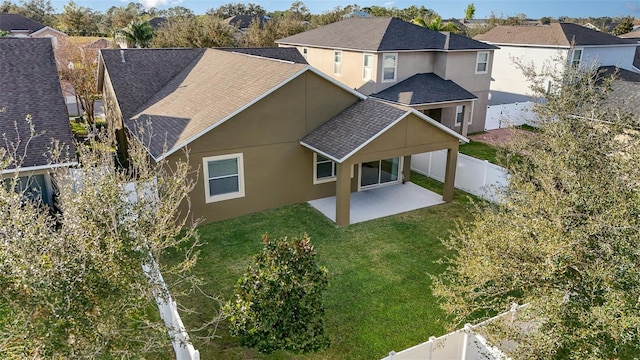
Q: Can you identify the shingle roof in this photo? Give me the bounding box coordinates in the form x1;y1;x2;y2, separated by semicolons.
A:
619;29;640;39
598;66;640;119
276;17;497;51
224;14;268;29
102;49;308;159
371;73;477;105
0;13;45;33
0;38;75;169
218;47;308;64
100;48;205;121
474;23;638;47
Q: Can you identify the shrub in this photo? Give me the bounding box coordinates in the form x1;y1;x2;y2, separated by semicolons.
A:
224;234;330;353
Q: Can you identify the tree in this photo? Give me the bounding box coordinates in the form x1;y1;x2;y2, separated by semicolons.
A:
17;0;54;26
612;16;633;35
55;37;101;124
464;3;475;20
540;16;551;25
224;234;330;354
287;0;310;21
164;5;194;19
0;124;204;357
117;20;154;48
105;2;142;30
207;2;266;18
152;15;237;48
411;16;459;33
243;15;307;47
433;57;640;358
57;1;98;36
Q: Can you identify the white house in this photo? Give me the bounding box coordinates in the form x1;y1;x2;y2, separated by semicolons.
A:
474;23;640;105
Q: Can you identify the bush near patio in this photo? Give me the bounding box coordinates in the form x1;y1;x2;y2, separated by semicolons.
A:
164;173;478;359
224;234;330;354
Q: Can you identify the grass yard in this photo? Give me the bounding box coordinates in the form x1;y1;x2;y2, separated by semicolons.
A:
165;174;477;359
459;140;501;164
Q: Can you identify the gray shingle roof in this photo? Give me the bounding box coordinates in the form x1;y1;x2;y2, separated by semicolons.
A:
475;23;638;47
598;66;640;119
0;13;45;33
371;73;477;105
0;38;75;169
300;99;411;162
102;48;308;160
100;48;205;121
276;17;497;52
218;47;308;64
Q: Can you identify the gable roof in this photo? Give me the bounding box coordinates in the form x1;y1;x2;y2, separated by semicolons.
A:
0;13;44;33
218;47;308;64
300;98;467;163
474;23;638;47
0;38;75;171
276;17;497;52
371;73;477;105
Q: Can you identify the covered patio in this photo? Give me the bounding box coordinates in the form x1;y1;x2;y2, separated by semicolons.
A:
301;98;468;226
308;182;444;224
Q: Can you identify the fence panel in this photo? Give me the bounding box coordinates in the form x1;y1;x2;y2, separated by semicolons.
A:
485;102;537;130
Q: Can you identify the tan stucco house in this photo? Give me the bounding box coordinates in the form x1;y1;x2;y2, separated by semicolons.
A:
276;17;498;135
98;47;468;226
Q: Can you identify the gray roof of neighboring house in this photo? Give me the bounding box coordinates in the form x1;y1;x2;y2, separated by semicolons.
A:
0;13;45;33
0;38;75;169
598;66;640;118
218;47;308;64
224;14;268;29
301;98;467;162
474;23;638;46
371;73;477;105
148;17;167;30
276;17;497;51
102;48;308;159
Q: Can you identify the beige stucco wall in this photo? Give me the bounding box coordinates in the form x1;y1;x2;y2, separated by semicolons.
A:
168;71;360;224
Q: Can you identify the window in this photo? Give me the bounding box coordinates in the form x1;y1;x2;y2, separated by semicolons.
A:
570;48;582;67
314;153;336;184
302;47;308;59
475;51;489;74
455;105;464;126
363;53;373;80
382;53;397;82
333;50;342;75
203;153;245;203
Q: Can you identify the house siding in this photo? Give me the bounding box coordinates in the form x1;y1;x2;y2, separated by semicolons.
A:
168;71;360;224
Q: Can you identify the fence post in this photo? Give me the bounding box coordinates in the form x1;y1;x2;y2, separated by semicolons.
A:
428;336;436;360
427;151;433;177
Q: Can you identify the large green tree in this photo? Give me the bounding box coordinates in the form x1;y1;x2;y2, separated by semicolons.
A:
57;1;98;36
0;126;203;357
433;60;640;358
152;15;237;48
117;20;154;48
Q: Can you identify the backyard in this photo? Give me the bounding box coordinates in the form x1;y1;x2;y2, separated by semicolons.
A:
165;173;480;359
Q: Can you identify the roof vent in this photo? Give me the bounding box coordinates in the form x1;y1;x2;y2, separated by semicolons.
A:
120;49;125;63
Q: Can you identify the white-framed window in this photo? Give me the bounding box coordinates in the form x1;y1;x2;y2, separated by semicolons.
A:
570;48;583;67
302;47;308;59
314;153;337;184
455;105;464;126
203;153;245;203
475;51;489;74
363;53;373;81
382;53;397;82
333;50;342;75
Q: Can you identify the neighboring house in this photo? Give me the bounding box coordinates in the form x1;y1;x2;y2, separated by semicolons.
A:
148;17;167;31
276;17;498;135
0;13;67;47
98;48;467;226
599;65;640;120
0;38;76;206
474;23;640;104
619;29;640;41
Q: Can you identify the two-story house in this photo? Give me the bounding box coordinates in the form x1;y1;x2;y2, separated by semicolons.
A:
474;23;640;104
0;13;67;47
276;17;498;135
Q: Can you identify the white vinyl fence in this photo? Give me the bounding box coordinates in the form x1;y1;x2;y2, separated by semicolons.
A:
484;102;537;130
412;150;508;203
381;303;527;360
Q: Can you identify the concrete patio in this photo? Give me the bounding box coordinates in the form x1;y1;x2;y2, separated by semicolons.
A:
308;182;444;224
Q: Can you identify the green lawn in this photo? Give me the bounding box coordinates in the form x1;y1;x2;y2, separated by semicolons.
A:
166;174;477;359
459;140;501;164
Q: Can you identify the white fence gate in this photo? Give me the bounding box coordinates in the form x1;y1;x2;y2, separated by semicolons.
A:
484;102;537;130
412;150;508;203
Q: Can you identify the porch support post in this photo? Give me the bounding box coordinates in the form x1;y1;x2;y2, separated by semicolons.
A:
443;147;458;202
335;162;351;226
461;102;471;137
402;155;412;183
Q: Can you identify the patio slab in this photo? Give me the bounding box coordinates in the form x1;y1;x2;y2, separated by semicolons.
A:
308;182;444;224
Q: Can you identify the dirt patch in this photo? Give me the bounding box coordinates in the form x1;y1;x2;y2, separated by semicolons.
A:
469;128;536;148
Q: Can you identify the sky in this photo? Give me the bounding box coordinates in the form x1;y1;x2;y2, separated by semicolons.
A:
48;0;640;19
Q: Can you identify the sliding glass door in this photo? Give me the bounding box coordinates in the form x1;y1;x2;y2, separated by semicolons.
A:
359;157;401;189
